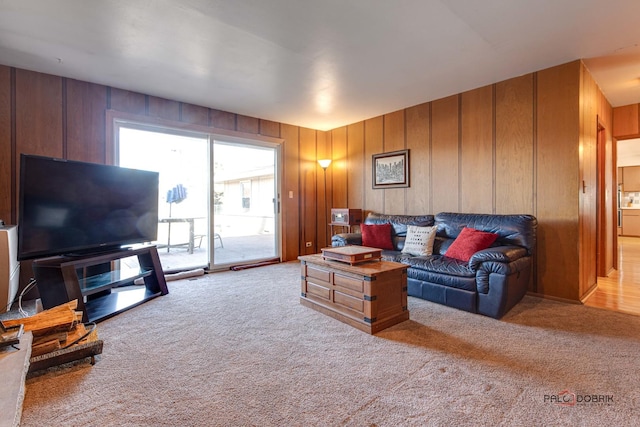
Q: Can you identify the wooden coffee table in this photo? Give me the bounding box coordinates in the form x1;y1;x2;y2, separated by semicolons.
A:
298;254;409;334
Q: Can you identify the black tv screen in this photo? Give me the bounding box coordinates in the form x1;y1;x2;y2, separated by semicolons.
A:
18;154;159;260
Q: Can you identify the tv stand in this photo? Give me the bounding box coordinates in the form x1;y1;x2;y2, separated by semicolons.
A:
32;246;168;322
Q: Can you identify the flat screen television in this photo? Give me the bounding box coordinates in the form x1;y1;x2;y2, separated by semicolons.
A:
18;154;159;260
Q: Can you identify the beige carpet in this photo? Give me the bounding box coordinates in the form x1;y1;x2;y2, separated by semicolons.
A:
20;262;640;426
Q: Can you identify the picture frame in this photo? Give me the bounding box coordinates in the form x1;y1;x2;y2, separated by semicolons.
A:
372;149;409;189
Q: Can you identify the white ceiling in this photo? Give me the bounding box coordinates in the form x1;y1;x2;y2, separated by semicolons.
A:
0;0;639;131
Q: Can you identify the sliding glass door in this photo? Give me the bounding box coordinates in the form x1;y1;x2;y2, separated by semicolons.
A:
212;139;280;269
116;121;281;271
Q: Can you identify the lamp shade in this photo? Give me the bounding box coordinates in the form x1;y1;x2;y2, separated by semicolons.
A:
318;159;332;169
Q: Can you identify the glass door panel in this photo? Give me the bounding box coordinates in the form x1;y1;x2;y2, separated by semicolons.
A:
118;126;209;271
212;140;279;268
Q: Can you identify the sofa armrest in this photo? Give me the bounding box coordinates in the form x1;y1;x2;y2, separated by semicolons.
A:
475;256;532;295
331;233;362;247
468;246;527;270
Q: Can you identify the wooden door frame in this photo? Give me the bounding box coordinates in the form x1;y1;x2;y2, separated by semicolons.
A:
612;136;619;270
596;118;617;277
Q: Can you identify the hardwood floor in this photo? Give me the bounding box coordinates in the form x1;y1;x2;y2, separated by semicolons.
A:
584;236;640;316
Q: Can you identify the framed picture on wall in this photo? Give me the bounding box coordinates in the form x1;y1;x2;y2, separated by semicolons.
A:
372;149;409;189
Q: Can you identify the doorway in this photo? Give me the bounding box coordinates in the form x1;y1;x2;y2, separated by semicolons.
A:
590;131;640;315
588;236;640;316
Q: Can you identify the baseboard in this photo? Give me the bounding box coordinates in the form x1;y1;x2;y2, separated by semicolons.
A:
580;282;599;303
133;268;205;285
525;291;582;305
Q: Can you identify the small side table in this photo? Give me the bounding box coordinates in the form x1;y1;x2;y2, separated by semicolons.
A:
329;208;362;236
329;223;360;235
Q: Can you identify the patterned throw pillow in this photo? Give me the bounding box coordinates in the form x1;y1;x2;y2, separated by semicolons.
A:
401;225;437;256
361;223;394;250
446;227;498;262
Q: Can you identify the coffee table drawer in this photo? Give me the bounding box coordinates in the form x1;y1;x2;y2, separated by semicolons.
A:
306;265;331;283
334;290;364;313
306;281;331;300
334;273;364;293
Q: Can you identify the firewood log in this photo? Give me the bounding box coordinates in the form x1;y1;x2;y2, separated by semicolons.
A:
1;300;79;336
31;339;61;357
32;331;69;346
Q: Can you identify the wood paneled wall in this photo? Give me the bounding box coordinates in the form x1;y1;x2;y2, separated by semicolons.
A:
579;62;614;293
327;60;613;301
0;67;10;218
0;59;614;302
613;103;640;138
0;65;330;285
536;62;580;300
495;75;534;214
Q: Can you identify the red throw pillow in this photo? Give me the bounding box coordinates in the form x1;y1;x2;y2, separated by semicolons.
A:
361;223;394;250
446;227;498;262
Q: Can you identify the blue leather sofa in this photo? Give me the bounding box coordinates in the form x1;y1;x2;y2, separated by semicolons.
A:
331;212;537;319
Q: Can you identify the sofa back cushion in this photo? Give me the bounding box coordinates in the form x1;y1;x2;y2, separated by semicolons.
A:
435;212;537;255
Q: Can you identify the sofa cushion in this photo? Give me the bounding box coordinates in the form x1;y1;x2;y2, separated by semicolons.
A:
406;256;477;292
361;223;394;249
445;227;498;262
406;254;475;277
401;225;437;256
